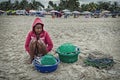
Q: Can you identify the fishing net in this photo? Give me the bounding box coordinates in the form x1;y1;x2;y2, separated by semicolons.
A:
40;54;57;65
56;43;80;55
84;51;115;69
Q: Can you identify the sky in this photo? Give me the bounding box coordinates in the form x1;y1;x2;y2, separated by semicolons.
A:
0;0;120;8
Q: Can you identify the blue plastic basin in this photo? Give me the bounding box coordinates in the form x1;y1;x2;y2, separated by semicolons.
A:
33;58;60;73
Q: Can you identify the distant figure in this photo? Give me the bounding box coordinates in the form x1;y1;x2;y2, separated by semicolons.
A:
85;14;89;18
64;14;69;18
25;17;53;63
51;13;56;18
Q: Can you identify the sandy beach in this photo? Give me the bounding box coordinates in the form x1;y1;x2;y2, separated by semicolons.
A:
0;15;120;80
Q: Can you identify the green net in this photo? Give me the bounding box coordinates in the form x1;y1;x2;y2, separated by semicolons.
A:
56;43;80;54
40;54;57;65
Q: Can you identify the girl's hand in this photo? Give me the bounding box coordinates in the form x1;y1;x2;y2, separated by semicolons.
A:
31;37;37;43
38;39;45;45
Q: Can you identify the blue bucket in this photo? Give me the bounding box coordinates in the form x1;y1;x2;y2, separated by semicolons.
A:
33;58;60;73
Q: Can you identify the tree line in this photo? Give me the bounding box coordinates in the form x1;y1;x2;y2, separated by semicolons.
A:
48;0;120;12
0;0;44;11
0;0;120;12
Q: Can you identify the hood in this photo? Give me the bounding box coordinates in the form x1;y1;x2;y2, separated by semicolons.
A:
32;17;44;31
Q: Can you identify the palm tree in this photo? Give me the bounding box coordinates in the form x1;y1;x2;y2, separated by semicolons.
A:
13;0;19;10
32;0;44;10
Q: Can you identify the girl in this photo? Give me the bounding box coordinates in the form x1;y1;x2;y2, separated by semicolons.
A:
25;17;53;63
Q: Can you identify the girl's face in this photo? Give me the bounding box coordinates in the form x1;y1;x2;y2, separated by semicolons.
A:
34;24;43;35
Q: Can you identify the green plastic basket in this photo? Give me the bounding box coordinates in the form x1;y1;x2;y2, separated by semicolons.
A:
56;43;80;63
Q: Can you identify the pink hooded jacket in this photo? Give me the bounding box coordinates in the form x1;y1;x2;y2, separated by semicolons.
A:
25;17;53;53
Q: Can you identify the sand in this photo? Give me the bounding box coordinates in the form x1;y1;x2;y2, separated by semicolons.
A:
0;15;120;80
